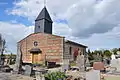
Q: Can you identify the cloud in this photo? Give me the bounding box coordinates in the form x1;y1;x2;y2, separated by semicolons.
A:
3;0;120;51
8;0;120;38
0;22;34;53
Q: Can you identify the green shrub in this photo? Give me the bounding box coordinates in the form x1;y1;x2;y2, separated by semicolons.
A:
45;71;66;80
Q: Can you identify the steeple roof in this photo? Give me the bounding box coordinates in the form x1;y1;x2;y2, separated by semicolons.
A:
35;7;53;22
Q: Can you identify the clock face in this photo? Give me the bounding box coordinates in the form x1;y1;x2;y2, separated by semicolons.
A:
34;41;38;46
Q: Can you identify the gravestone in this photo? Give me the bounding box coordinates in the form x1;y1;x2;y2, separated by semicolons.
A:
111;54;116;60
35;71;45;80
86;70;100;80
76;54;85;72
24;65;33;76
110;59;120;73
35;71;42;80
93;62;104;70
85;56;90;67
62;59;69;71
13;44;22;74
107;57;120;75
104;59;110;66
110;59;118;68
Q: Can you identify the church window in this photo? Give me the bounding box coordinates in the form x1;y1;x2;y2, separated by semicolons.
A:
34;41;38;46
69;47;72;55
38;26;40;29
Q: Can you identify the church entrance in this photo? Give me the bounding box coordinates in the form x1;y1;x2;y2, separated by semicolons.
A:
32;54;38;63
29;48;42;64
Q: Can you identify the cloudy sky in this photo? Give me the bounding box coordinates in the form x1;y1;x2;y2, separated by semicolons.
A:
0;0;120;53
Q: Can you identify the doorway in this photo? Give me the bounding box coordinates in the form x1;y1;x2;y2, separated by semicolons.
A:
32;54;38;64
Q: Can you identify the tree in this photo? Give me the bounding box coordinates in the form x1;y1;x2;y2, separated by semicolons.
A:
87;49;94;60
93;50;102;55
104;50;112;58
111;48;119;55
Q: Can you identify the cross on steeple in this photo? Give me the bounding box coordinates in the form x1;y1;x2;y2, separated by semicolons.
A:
44;0;46;7
34;0;53;34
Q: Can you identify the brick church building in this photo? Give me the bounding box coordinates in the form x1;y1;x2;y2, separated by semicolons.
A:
18;7;87;65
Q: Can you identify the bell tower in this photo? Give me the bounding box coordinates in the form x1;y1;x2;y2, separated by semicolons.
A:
34;6;53;34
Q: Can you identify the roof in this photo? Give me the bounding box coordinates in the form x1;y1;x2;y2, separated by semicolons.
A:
29;48;42;53
65;40;87;48
35;7;53;22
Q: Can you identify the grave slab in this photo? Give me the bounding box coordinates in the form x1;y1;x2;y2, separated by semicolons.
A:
86;70;100;80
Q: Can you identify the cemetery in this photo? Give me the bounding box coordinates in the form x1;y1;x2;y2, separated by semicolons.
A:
0;1;120;80
0;30;120;80
1;32;120;80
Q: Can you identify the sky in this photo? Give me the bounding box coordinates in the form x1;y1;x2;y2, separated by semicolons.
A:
0;0;120;53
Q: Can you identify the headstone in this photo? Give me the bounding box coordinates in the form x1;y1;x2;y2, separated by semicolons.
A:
35;71;41;80
24;65;33;76
111;54;116;60
35;71;45;80
103;59;107;66
110;59;118;68
85;56;90;67
76;53;85;72
13;44;22;74
110;59;120;72
93;62;104;70
86;70;100;80
62;59;69;71
117;58;120;71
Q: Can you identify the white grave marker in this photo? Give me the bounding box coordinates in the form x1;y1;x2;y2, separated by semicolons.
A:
86;70;100;80
111;54;116;60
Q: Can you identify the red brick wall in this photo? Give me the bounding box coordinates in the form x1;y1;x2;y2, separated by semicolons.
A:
18;33;64;64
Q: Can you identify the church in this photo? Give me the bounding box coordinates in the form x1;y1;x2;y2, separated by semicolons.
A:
18;6;87;66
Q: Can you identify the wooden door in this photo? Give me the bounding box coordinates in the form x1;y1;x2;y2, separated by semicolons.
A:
32;54;38;63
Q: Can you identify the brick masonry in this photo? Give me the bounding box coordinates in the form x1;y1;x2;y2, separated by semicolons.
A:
64;42;86;61
18;33;64;64
18;33;87;65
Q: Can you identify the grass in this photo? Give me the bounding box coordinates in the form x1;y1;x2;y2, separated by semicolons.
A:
70;61;76;66
104;76;120;80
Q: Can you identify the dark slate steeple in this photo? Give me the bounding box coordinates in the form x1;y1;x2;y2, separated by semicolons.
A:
35;7;53;34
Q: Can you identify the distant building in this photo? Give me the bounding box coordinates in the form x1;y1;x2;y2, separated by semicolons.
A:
18;7;87;65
